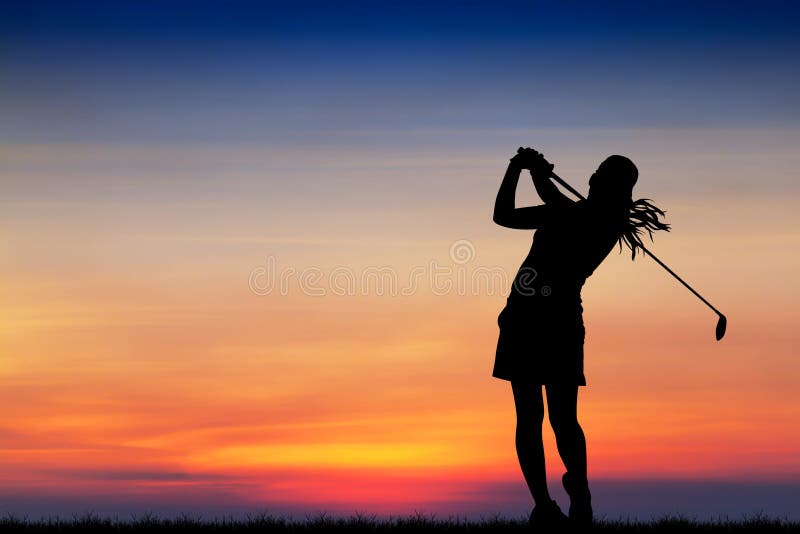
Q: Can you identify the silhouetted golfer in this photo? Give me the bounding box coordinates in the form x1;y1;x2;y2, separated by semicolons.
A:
492;148;668;527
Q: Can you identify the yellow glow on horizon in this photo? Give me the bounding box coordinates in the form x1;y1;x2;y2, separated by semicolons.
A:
189;442;465;469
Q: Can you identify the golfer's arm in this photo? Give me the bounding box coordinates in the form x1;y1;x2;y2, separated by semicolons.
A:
532;170;573;206
493;162;551;229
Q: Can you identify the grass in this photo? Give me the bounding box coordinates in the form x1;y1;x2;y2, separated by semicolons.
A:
0;512;798;532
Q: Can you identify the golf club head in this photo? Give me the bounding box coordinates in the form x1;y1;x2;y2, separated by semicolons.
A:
715;314;727;341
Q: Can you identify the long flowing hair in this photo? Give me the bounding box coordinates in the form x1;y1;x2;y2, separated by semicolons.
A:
591;155;670;259
618;198;670;259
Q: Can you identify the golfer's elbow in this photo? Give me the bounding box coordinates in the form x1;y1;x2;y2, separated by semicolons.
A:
492;211;501;225
493;210;510;227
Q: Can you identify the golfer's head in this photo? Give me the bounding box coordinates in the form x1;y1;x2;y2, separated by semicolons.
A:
589;155;638;201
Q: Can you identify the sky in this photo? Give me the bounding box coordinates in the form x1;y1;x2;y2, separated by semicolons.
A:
2;0;800;521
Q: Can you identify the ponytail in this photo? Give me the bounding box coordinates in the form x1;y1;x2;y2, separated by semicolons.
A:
619;198;670;259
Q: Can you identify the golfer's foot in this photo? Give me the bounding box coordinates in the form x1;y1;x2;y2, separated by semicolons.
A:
562;472;593;528
528;499;568;529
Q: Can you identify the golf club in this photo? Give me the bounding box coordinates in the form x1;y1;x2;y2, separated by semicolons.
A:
530;158;727;341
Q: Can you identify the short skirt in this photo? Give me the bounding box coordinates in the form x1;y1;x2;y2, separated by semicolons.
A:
492;295;586;385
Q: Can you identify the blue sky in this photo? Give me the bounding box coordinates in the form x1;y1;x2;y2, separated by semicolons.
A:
3;0;799;144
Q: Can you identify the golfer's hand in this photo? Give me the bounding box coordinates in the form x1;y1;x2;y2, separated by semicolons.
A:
514;147;554;176
510;146;539;169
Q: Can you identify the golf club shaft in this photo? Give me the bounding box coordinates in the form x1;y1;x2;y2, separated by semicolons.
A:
548;171;725;318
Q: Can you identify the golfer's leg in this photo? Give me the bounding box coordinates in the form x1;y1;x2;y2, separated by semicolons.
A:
545;384;587;480
511;380;551;505
547;384;593;523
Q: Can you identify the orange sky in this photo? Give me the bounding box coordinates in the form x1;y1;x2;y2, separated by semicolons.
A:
3;132;800;517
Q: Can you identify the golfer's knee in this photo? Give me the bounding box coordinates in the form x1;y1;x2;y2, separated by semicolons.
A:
549;412;580;436
516;403;544;428
515;418;543;449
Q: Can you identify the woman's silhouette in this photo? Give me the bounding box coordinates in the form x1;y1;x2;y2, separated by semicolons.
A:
492;148;668;527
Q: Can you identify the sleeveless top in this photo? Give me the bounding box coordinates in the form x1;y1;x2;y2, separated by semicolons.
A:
509;199;623;304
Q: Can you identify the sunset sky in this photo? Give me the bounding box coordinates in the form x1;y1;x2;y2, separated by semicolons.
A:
2;0;800;520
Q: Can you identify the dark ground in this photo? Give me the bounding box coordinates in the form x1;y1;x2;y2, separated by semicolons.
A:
1;514;798;532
